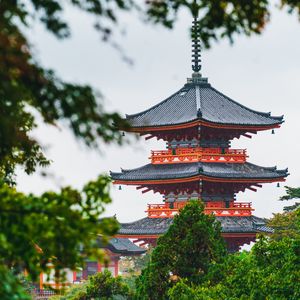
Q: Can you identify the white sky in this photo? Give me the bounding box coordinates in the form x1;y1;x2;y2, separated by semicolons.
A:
17;5;300;222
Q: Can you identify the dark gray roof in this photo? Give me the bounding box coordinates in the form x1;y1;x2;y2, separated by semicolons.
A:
120;218;174;235
111;162;288;181
104;238;146;255
118;216;272;235
125;80;283;128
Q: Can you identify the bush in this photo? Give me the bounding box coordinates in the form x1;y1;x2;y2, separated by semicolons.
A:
54;270;132;300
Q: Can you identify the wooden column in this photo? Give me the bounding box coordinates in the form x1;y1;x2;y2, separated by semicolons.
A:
39;273;43;290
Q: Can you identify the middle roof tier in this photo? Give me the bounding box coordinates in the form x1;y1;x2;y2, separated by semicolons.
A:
111;162;288;186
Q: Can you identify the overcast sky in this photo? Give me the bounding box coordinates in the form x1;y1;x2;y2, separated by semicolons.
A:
17;5;300;222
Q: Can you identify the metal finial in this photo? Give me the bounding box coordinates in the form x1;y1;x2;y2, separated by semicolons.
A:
191;17;201;73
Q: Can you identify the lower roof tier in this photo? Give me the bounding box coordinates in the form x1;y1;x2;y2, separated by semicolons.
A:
99;238;146;255
111;162;288;184
117;216;272;236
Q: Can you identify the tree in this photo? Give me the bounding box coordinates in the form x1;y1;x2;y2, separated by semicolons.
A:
280;186;300;211
53;270;132;300
135;201;226;300
0;265;31;300
266;186;300;240
0;175;119;298
268;208;300;240
169;236;300;300
1;0;300;298
1;1;300;181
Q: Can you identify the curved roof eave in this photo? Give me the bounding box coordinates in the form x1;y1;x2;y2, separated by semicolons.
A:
123;82;284;129
124;118;283;131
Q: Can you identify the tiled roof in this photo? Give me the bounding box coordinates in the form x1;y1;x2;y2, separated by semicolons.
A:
118;216;271;235
125;79;283;128
104;238;146;255
119;218;174;235
111;162;288;181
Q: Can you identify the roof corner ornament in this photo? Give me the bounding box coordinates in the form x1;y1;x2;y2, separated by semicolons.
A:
197;108;202;118
191;16;201;75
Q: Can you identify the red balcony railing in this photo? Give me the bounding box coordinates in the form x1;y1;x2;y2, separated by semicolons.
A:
146;202;253;218
150;148;247;164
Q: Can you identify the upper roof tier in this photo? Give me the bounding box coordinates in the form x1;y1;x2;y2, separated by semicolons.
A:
125;74;283;130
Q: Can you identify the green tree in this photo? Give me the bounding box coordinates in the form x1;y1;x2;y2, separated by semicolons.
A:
1;1;300;181
86;270;131;299
1;1;300;298
169;235;300;300
0;265;31;300
135;201;226;300
54;270;132;300
280;186;300;211
268;208;300;240
266;186;300;240
0;175;119;298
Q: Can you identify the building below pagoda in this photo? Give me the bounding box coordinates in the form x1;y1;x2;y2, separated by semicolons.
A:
110;18;288;252
37;238;145;291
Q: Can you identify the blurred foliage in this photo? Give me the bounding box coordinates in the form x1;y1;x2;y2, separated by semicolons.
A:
146;0;300;47
1;1;300;299
0;1;128;183
50;284;87;300
53;270;132;300
280;186;300;211
0;265;31;300
135;201;227;300
0;175;119;298
1;1;300;181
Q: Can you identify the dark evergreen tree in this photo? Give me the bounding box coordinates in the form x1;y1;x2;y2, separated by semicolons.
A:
135;201;226;300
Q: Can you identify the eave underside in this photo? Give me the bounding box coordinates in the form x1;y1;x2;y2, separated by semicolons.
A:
126;119;281;134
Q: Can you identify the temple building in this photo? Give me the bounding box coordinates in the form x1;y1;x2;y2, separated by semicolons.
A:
111;18;288;252
38;238;145;290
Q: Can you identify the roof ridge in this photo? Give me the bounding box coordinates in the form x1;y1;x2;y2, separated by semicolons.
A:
244;161;277;170
110;163;153;175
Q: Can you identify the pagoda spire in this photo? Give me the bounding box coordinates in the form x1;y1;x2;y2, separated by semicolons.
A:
191;16;201;74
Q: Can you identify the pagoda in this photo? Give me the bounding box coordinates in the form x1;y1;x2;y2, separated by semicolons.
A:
111;18;288;252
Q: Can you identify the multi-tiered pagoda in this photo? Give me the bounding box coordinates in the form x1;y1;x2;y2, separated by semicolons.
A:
111;19;288;252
